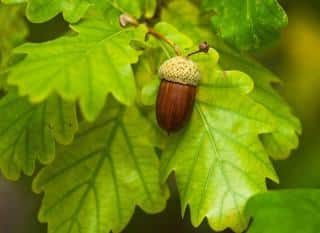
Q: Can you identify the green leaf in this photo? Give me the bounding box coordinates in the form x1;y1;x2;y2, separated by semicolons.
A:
2;0;157;23
1;0;25;4
161;0;301;159
0;91;77;180
140;0;156;18
8;19;147;121
133;48;169;149
160;50;278;233
33;99;168;233
2;0;89;23
141;78;159;106
161;0;210;41
246;189;320;233
45;94;79;145
103;0;156;19
218;50;301;159
0;4;27;69
109;0;157;18
27;0;90;23
134;47;164;90
202;0;288;50
150;22;194;56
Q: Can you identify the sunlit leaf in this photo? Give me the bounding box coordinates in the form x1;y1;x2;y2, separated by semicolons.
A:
218;50;301;159
1;0;157;23
159;50;278;233
149;22;194;56
8;19;147;121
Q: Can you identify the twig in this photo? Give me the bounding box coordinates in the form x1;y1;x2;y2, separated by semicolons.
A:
119;13;182;56
187;41;210;57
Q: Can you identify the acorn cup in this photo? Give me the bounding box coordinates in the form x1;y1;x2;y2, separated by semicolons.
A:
156;56;200;134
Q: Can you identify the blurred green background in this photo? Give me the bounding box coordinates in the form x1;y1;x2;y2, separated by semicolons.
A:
0;0;320;232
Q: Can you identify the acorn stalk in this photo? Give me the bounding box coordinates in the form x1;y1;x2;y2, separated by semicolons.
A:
156;56;200;133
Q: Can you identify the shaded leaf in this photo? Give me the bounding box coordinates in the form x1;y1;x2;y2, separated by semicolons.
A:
45;95;78;145
141;78;160;106
202;0;288;50
133;47;169;149
246;189;320;233
141;0;156;18
33;99;168;233
0;91;77;180
0;4;27;69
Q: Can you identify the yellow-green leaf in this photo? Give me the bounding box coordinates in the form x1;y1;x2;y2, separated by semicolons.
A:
8;19;147;121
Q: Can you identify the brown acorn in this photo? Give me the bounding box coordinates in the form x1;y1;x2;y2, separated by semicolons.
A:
156;56;200;133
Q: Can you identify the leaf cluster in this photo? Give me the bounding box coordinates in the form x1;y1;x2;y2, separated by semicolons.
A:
0;1;304;233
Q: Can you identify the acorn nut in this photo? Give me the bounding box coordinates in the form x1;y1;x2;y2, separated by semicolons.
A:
156;56;200;134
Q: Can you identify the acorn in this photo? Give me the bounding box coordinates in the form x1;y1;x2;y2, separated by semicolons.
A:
156;56;200;134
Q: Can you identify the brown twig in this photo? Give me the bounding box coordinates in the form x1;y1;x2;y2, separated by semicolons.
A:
119;13;181;56
145;0;165;25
